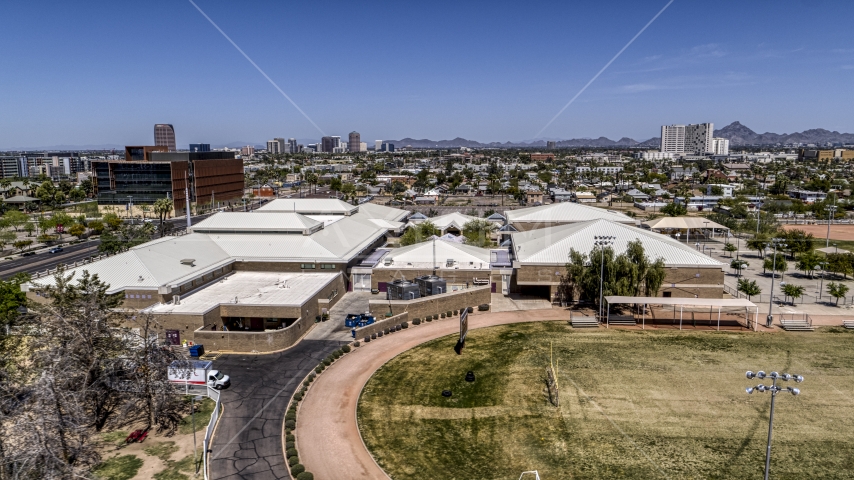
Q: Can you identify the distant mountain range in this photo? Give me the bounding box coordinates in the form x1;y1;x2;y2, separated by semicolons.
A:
4;122;853;152
714;121;854;146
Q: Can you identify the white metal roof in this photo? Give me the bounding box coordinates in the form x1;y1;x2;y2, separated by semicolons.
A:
356;202;411;222
408;212;478;230
146;272;339;315
504;203;635;224
26;217;387;293
375;239;491;270
189;212;323;234
511;219;723;267
256;198;359;215
642;216;730;231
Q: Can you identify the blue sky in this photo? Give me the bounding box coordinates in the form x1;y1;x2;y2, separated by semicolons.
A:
1;0;852;149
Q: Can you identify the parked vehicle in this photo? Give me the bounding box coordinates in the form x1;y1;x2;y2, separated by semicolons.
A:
48;247;64;254
344;313;376;328
168;360;230;390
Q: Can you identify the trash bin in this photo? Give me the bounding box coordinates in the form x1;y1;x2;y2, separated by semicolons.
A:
189;345;205;357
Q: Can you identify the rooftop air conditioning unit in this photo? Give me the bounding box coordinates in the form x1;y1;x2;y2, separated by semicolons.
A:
173;295;181;305
446;259;455;267
384;258;394;266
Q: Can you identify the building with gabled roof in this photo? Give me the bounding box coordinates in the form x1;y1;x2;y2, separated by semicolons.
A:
504;202;635;231
510;219;723;300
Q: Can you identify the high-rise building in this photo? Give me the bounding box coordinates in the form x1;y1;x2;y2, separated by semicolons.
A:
685;123;714;155
154;124;177;151
660;123;714;155
348;132;361;153
712;137;730;155
288;138;298;153
189;144;211;152
359;142;367;152
241;146;255;156
381;142;395;152
92;150;244;213
375;140;382;151
0;156;23;178
267;138;286;154
321;136;334;153
547;141;556;149
660;125;686;153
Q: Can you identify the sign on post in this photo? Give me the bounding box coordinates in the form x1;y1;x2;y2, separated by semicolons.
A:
454;308;468;355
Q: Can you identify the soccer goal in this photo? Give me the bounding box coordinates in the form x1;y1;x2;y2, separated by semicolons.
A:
518;471;541;480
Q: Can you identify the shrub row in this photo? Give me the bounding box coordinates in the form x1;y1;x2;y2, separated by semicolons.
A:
284;344;357;480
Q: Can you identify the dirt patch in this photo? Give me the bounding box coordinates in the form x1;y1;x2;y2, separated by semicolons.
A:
96;429;202;480
782;223;854;241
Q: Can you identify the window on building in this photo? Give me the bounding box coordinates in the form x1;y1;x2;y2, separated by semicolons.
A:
320;264;336;269
301;263;316;269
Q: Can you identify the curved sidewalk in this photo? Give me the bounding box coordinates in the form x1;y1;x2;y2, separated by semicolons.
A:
296;308;570;479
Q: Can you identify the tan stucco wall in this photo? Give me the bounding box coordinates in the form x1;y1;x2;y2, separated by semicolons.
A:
368;286;491;319
370;268;491;289
193;315;312;353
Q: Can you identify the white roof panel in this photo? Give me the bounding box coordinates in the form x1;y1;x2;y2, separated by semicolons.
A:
257;198;358;215
375;239;491;270
512;219;722;267
189;212;322;233
505;203;635;224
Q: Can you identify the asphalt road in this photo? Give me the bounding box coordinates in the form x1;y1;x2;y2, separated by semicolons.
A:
207;293;368;480
0;240;101;279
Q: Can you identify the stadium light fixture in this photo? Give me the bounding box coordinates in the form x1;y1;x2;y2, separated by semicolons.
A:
767;238;787;327
745;369;804;480
593;236;616;325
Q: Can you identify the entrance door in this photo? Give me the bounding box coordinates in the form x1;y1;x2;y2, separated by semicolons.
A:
353;274;372;292
250;317;263;330
501;275;510;295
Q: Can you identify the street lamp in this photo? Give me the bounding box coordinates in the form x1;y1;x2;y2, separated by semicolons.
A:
826;205;837;247
745;370;804;480
767;238;787;327
192;394;204;474
594;236;615;324
818;260;828;300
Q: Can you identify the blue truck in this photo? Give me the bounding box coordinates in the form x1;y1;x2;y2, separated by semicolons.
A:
345;313;376;328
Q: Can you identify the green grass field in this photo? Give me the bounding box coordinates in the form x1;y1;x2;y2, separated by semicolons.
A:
358;322;854;479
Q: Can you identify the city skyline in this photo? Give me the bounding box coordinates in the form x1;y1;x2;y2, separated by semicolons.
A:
1;0;853;149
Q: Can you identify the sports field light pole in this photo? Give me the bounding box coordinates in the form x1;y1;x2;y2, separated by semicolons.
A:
767;238;786;328
826;204;837;247
594;236;615;325
192;394;204;475
745;370;804;480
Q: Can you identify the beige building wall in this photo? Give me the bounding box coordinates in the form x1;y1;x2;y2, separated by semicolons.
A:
368;286;491;319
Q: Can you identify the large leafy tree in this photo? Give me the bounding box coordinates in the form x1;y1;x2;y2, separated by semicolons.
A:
737;278;760;300
559;240;666;307
461;219;496;248
400;221;440;246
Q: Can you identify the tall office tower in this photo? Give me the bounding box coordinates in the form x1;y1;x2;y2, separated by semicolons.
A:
359;142;367;152
685;123;714;154
660;125;686;153
241;146;255;156
375;140;382;151
266;140;280;154
332;136;341;149
347;132;360;153
288;138;298;153
547;141;556;149
154;124;177;151
381;142;395;152
321;136;334;153
275;138;287;154
712;137;730;155
189;144;211;152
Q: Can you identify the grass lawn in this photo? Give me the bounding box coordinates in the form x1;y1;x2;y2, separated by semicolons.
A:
178;397;216;435
92;455;143;480
358;322;854;479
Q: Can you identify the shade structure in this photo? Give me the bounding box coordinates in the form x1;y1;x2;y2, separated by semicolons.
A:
603;296;758;331
641;216;730;231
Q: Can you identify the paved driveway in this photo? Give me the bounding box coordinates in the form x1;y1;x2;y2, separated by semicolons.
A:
207;292;370;479
208;330;349;478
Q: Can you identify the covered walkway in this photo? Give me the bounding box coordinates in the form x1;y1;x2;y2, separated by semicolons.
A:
604;296;759;331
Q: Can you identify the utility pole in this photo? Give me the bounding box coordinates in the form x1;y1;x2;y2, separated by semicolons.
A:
185;172;192;229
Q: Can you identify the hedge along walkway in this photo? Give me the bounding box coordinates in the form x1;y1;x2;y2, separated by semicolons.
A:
295;307;571;479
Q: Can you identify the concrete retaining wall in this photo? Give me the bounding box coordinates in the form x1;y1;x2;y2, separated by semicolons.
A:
368;286;491;320
356;312;409;339
193;315;312;353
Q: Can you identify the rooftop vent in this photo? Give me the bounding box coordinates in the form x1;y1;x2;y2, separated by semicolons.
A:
181;259;195;266
446;259;455;267
384;258;394;266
